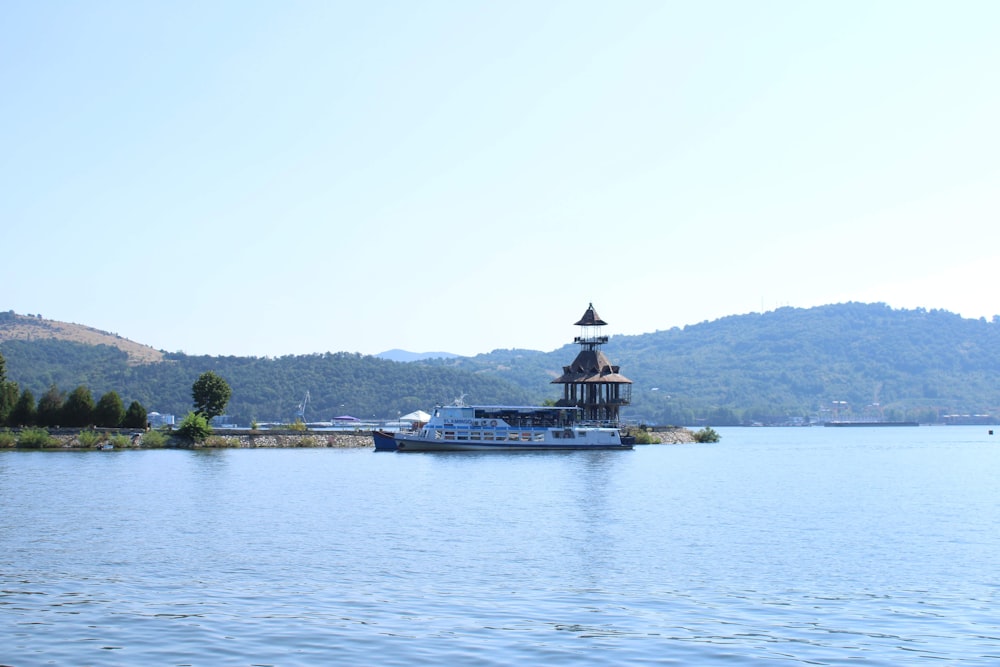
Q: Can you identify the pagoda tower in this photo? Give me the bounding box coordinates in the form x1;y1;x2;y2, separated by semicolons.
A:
551;303;632;422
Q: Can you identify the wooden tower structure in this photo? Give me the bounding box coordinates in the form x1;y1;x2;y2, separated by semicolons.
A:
551;303;632;422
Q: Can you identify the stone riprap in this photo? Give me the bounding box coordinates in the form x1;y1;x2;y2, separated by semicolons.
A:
8;429;375;449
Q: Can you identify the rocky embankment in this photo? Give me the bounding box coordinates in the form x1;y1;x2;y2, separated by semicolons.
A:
8;429;375;449
648;427;697;444
193;432;375;448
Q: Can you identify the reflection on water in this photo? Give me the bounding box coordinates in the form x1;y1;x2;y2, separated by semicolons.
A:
2;428;1000;665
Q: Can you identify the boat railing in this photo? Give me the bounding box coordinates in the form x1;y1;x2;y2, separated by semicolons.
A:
578;419;622;429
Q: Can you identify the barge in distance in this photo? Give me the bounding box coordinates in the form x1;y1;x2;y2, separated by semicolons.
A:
824;420;919;427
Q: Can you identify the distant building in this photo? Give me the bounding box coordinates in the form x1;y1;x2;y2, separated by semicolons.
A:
147;412;175;428
211;415;237;428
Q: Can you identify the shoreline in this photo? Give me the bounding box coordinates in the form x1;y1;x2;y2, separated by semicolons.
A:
3;426;695;449
2;429;375;450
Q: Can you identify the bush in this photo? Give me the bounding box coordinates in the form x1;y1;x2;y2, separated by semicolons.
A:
0;429;15;448
140;430;168;448
631;428;661;445
77;430;105;448
692;427;721;443
108;434;132;448
177;412;212;443
18;427;54;448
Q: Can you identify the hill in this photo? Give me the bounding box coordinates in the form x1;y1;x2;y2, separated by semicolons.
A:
0;311;162;365
3;303;1000;425
421;303;1000;425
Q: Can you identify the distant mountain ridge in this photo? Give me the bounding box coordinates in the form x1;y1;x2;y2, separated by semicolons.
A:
0;311;162;365
376;349;460;362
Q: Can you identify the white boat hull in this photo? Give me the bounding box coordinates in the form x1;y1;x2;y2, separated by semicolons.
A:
393;430;631;452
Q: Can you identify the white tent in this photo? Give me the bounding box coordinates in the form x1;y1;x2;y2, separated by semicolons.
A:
400;410;431;423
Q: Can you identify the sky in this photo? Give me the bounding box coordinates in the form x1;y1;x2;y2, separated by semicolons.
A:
3;1;999;357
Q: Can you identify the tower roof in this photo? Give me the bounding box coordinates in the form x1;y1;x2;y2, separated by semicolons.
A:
551;349;632;385
574;302;607;327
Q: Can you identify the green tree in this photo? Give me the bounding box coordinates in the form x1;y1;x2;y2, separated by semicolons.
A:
123;400;147;429
0;379;17;427
62;385;96;427
192;371;231;422
0;351;16;426
9;388;36;426
94;391;126;428
37;385;65;427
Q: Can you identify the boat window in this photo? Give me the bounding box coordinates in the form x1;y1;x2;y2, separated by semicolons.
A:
444;431;455;440
483;432;494;441
470;431;481;440
533;432;545;442
508;432;519;441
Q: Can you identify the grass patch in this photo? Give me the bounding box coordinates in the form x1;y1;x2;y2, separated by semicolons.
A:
17;427;54;449
77;430;105;448
140;429;168;448
631;428;661;445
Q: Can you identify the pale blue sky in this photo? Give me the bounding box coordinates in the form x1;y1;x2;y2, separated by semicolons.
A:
3;1;998;357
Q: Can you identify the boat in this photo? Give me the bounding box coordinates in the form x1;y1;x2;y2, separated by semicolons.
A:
372;430;398;451
388;404;633;452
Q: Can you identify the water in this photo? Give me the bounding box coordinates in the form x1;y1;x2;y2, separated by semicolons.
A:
2;426;999;665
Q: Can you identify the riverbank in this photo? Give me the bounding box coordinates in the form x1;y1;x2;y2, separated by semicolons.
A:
1;428;375;449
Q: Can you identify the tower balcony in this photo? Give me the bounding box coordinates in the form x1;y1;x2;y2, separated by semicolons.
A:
573;335;609;346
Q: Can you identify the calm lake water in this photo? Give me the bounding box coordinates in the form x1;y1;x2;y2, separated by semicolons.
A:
2;426;999;665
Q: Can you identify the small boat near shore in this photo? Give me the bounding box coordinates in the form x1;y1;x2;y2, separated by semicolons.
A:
372;430;398;451
378;404;633;452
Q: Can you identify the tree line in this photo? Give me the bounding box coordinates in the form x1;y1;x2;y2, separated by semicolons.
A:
0;341;537;425
2;349;233;445
1;351;148;428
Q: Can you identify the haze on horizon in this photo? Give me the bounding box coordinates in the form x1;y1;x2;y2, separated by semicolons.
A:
3;2;998;358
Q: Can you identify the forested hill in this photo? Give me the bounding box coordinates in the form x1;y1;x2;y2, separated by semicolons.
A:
2;303;999;425
430;303;1000;425
0;342;537;427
